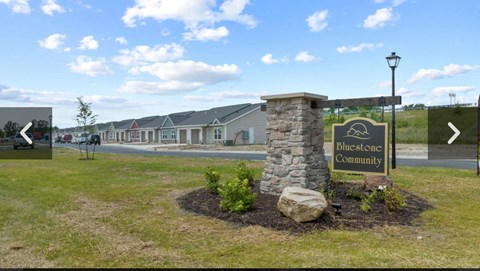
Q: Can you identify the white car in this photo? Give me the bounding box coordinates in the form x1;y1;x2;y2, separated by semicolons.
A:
13;133;34;149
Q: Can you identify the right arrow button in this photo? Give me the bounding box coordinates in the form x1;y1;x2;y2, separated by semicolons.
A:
447;122;460;145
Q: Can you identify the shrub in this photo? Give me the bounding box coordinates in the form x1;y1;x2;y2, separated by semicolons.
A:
319;187;335;203
234;162;255;184
330;171;345;184
383;187;407;211
205;167;220;194
219;178;256;213
360;191;378;213
347;187;364;200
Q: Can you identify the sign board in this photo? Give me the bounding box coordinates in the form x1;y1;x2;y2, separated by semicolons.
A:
332;117;389;176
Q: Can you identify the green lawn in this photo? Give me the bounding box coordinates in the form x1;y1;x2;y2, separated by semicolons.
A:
0;149;479;268
324;110;428;143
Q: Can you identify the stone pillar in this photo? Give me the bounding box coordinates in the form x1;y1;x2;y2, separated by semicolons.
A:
260;92;330;195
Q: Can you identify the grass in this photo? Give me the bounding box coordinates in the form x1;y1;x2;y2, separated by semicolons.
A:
324;110;428;143
1;148;479;268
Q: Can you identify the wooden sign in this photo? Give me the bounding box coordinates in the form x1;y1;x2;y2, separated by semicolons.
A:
332;117;389;176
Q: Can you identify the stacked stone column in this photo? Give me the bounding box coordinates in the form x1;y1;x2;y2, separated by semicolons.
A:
260;92;330;195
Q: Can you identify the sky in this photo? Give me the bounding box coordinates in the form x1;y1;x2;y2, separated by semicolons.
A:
0;0;479;128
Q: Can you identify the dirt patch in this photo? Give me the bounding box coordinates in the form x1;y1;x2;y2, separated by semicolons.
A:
0;245;56;268
177;182;433;234
50;195;187;265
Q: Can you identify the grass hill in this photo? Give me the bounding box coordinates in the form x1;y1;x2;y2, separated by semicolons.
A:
324;110;428;144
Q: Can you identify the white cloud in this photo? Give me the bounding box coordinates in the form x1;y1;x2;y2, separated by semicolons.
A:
132;60;240;84
118;81;204;95
122;0;257;30
363;8;394;29
432;86;476;97
69;56;113;77
113;43;184;67
0;0;31;13
86;95;128;104
161;28;171;37
183;26;229;42
377;80;392;88
392;0;407;6
184;91;259;102
408;64;480;83
336;42;383;53
119;60;241;95
295;51;315;63
38;33;66;50
0;85;31;102
397;87;424;98
261;53;286;65
306;10;328;32
374;0;406;5
115;36;128;45
41;0;65;16
78;35;99;50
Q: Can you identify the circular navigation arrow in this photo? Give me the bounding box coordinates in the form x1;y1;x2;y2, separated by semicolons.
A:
20;122;33;144
447;122;460;145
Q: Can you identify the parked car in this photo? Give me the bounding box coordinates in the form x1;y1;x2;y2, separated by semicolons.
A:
62;134;72;143
75;133;88;144
88;134;101;145
13;133;34;149
55;136;62;143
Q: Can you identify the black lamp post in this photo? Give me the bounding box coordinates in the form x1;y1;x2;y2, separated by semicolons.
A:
49;115;52;148
386;52;401;169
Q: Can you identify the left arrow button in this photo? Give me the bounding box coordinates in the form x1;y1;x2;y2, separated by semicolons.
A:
20;122;33;145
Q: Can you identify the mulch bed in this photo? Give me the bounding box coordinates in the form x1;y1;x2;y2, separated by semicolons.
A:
177;181;433;234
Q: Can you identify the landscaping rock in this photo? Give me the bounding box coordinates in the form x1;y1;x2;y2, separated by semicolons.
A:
277;187;328;223
363;175;394;191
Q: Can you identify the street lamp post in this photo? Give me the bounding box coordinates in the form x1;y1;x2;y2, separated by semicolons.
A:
49;115;52;149
386;52;401;170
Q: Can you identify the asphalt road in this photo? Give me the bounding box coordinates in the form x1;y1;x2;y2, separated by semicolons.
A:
53;143;476;171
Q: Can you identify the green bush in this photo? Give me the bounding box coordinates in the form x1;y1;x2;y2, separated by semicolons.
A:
383;187;407;211
234;162;255;184
205;167;220;194
360;191;377;212
330;171;345;184
218;178;256;213
347;187;364;200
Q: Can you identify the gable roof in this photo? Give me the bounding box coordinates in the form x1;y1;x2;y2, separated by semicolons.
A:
113;119;134;130
220;102;265;124
137;115;166;129
176;103;251;126
166;111;195;126
96;122;111;131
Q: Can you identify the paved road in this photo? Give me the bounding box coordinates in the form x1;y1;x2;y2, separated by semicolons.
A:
54;143;476;170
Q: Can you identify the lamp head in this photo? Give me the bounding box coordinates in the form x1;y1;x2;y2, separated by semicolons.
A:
386;52;401;69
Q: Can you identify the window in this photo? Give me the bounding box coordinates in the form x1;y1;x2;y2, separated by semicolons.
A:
170;129;176;139
214;127;222;140
162;130;168;139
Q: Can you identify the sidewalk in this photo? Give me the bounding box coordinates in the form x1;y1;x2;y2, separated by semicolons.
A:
105;142;428;159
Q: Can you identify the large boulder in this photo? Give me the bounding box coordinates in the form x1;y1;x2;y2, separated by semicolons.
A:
277;187;328;223
363;175;394;191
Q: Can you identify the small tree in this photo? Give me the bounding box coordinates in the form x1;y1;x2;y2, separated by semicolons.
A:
75;96;98;160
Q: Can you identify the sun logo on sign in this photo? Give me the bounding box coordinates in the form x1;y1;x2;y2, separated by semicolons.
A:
344;122;371;140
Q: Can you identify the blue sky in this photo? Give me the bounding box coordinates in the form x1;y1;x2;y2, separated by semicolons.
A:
0;0;478;128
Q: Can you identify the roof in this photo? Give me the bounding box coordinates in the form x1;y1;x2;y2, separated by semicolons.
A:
219;103;265;124
96;122;111;131
113;119;134;130
167;111;195;126
136;115;166;129
176;103;251;126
